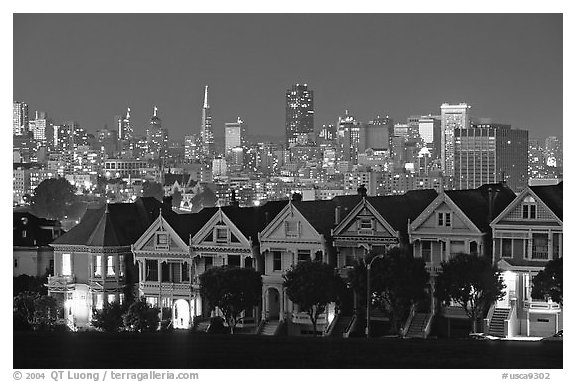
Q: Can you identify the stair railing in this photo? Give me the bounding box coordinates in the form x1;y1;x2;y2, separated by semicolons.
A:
504;300;517;338
401;304;417;338
343;315;357;338
484;304;496;333
423;312;435;338
255;319;267;335
324;313;339;336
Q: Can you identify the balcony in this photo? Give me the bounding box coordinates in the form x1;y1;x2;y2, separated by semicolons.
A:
47;275;76;291
291;312;329;325
140;281;193;296
523;300;561;311
425;263;443;275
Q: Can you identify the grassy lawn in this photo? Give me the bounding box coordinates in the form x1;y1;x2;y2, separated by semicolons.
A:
13;331;562;369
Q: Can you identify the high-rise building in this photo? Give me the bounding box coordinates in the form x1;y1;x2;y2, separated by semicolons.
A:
418;115;442;158
544;136;562;168
454;123;528;192
362;115;392;151
30;111;51;142
200;86;215;159
13;101;29;136
336;111;362;164
184;134;201;162
225;117;247;154
441;103;471;176
97;126;119;158
146;106;169;160
117;107;133;141
285;84;314;147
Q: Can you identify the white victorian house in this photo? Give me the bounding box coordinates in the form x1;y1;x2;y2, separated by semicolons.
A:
489;182;562;338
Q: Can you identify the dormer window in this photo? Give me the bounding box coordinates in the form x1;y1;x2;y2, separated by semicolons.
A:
358;217;373;234
215;227;228;243
155;232;169;250
438;212;451;227
522;204;536;219
285;220;299;237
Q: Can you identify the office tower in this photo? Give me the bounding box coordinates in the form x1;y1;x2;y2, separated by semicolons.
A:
184;134;201;162
362;115;392;151
318;124;336;143
30;111;50;142
13;101;29;136
455;123;528;192
544;136;562;168
418;115;442;158
200;86;215;158
117;107;133;141
97;126;119;157
146;106;169;160
441;103;471;176
285;83;314;147
336;111;362;164
225;117;247;154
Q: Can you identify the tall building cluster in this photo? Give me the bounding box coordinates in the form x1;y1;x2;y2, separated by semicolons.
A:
13;82;556;210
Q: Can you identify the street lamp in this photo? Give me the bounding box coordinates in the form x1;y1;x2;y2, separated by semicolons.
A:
366;254;384;338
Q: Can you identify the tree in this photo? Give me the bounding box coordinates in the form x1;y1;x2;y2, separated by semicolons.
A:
199;266;262;334
31;178;76;220
435;253;506;333
13;292;59;331
123;297;160;332
283;260;344;336
13;274;48;296
92;301;125;332
531;257;562;306
142;181;164;201
349;247;430;334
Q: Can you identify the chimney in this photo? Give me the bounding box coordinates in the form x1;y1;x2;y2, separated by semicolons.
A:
291;192;303;202
487;187;493;222
357;184;367;198
335;205;342;225
162;195;173;212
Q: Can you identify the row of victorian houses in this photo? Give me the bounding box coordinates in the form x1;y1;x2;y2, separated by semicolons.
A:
38;181;562;338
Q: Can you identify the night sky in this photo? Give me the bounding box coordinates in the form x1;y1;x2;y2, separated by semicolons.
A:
13;14;562;141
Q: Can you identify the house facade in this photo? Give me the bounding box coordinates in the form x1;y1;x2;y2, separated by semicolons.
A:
14;211;63;277
48;198;163;330
490;182;562;337
258;198;341;336
132;201;287;329
409;183;516;336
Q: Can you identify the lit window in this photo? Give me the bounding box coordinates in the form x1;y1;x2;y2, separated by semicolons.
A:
107;294;116;304
62;254;72;276
107;256;115;277
94;255;102;277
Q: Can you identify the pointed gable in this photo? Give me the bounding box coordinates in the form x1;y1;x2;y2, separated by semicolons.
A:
333;198;397;239
492;183;563;226
260;202;323;241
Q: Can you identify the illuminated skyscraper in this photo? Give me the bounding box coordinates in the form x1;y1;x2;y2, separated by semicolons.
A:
455;123;528;192
117;107;133;141
146;106;169;160
285;83;314;147
336;110;362;164
441;103;471;176
200;86;215;158
225;117;247;154
13;101;29;136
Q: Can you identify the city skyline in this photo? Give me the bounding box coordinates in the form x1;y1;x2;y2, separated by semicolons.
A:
14;14;562;141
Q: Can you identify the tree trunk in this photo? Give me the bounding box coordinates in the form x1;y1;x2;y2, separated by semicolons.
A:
471;311;478;333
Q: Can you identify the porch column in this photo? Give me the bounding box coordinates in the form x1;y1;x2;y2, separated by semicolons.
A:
158;261;162;283
280;288;285;321
262;289;267;320
548;230;553;259
559;233;562;258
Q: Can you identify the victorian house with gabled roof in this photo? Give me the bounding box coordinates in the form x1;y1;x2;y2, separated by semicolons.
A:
48;197;164;330
408;183;516;337
489;182;562;338
257;194;360;336
330;188;438;336
131;199;288;330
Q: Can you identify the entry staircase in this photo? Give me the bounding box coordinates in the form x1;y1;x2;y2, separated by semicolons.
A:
259;320;280;336
405;313;432;338
327;315;353;337
487;308;510;337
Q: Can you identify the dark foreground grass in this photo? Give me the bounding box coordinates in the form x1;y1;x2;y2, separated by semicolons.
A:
14;331;562;369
